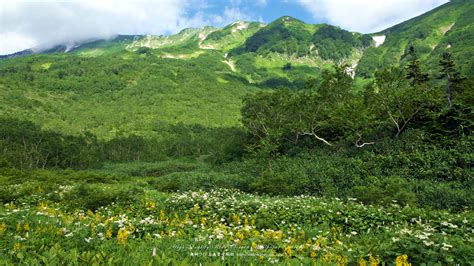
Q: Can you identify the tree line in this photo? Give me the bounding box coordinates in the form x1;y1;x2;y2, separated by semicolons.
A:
241;49;472;157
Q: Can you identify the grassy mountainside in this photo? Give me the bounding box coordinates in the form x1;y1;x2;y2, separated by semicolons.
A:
0;50;256;139
357;0;474;78
201;21;264;51
233;16;372;62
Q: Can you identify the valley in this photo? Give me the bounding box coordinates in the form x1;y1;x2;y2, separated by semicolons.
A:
0;0;473;264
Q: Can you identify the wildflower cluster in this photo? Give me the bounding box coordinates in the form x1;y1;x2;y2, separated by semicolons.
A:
0;189;472;264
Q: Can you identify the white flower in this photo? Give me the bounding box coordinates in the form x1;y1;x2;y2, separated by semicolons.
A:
415;234;428;240
85;237;92;243
423;240;434;246
442;243;453;248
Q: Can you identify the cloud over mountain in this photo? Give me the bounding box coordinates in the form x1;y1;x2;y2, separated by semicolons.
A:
297;0;449;33
0;0;253;55
0;0;450;55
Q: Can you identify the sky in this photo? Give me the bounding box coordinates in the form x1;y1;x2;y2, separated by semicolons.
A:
0;0;449;55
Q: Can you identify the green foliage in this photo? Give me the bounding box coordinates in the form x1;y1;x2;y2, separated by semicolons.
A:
405;46;429;86
438;52;467;107
357;0;474;78
374;67;436;136
0;51;256;139
351;176;418;206
312;25;371;61
202;22;263;51
0;187;472;264
242;64;374;155
0;118;102;169
237;17;314;57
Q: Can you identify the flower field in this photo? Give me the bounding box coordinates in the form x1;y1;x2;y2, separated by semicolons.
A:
0;187;472;265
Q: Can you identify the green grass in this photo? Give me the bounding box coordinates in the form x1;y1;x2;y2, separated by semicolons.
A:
357;0;474;78
0;173;472;265
0;51;258;139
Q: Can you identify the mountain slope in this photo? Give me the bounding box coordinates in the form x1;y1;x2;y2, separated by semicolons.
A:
0;2;473;139
200;21;264;51
233;16;372;62
0;50;257;139
356;0;474;78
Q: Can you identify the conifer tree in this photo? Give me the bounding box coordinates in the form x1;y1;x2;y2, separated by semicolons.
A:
438;52;466;107
405;46;429;86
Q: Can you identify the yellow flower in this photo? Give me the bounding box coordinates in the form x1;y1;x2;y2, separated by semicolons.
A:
273;231;283;240
284;246;292;257
193;204;200;214
36;202;47;211
0;223;7;236
359;258;367;266
251;242;257;251
310;251;317;258
23;223;30;232
369;255;379;266
106;228;112;239
236;231;245;241
396;254;410;266
159;210;166;221
323;252;333;262
299;230;305;238
231;214;241;224
117;228;128;244
7;202;15;209
16;223;21;232
90;223;96;236
146;200;156;210
13;243;22;252
56;228;63;237
337;255;348;266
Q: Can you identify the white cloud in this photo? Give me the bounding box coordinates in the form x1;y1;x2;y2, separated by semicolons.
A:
0;0;208;55
0;0;262;55
0;31;37;55
255;0;267;7
297;0;449;33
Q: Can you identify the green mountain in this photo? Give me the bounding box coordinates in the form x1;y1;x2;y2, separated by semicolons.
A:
200;21;265;51
0;50;256;139
233;16;372;62
0;0;472;140
357;0;474;78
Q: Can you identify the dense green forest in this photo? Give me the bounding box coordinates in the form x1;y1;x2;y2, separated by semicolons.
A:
0;1;473;264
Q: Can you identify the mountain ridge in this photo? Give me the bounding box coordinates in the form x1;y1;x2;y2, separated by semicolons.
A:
1;0;473;81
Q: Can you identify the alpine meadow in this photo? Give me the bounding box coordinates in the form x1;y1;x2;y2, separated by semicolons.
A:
0;0;473;265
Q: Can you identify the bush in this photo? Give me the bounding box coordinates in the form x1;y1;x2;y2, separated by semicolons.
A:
415;180;473;211
351;176;418;206
152;171;246;192
63;183;143;210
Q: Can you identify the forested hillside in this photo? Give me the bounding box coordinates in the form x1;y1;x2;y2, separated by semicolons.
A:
357;0;474;78
0;0;473;264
